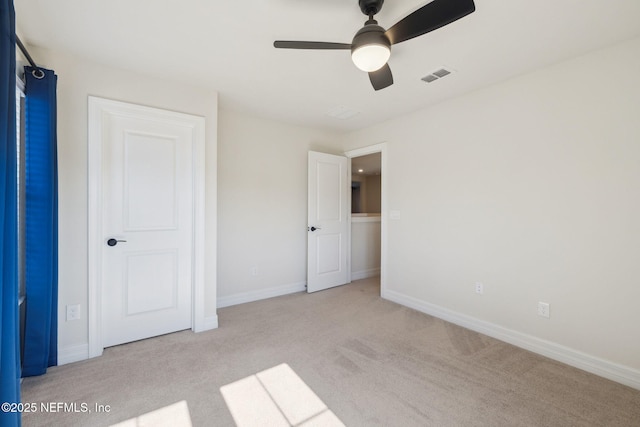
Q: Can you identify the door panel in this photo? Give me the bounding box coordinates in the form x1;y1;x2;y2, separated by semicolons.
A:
124;133;178;230
307;152;349;293
124;250;178;315
316;162;341;220
102;108;195;348
316;234;341;274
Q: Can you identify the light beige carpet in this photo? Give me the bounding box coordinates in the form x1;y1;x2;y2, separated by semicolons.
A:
21;277;640;426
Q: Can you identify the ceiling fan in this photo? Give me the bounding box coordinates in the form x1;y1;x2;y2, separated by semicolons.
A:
274;0;476;90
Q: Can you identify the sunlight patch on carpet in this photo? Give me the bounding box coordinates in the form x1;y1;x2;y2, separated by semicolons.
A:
220;363;344;426
110;400;192;426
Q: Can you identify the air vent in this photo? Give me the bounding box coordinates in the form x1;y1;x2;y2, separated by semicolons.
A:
421;74;439;83
325;105;360;120
421;67;455;84
433;68;451;78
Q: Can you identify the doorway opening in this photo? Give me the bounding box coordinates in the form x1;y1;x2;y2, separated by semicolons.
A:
345;144;387;297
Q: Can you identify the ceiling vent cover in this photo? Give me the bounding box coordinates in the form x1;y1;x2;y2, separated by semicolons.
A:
421;67;454;83
325;105;360;120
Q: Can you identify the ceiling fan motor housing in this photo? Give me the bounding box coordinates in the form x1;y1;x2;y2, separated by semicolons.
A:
351;21;390;53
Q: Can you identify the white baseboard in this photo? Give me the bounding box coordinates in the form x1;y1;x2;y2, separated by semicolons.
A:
384;289;640;391
57;343;89;366
193;314;219;332
217;281;307;308
60;315;219;365
202;315;219;331
351;268;380;281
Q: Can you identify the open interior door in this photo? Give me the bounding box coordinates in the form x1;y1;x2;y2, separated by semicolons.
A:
307;151;349;293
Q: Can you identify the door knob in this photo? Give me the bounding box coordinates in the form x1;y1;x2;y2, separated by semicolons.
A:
107;238;127;247
308;226;321;232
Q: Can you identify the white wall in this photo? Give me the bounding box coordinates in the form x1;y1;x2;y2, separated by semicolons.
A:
30;47;219;363
29;33;640;387
351;174;381;214
351;217;381;279
217;109;341;307
351;174;366;213
364;175;381;213
341;36;640;379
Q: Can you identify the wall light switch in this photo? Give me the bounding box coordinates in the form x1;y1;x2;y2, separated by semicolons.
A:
390;210;401;220
475;282;483;295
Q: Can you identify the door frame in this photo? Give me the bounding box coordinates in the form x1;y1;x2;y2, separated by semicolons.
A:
87;96;206;358
345;143;387;297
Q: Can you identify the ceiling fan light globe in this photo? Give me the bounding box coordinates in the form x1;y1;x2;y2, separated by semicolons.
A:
351;44;391;72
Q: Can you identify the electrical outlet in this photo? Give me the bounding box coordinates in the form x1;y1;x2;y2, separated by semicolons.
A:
66;304;81;321
475;282;483;295
538;302;550;318
250;266;258;276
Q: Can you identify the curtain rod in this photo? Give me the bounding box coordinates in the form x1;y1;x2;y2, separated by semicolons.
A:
16;35;44;78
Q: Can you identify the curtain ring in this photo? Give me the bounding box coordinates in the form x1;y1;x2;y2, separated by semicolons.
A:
32;69;45;79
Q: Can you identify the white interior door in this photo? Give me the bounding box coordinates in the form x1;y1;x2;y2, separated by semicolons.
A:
307;151;349;293
100;103;199;348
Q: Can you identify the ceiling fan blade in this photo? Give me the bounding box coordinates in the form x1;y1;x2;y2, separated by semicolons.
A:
385;0;475;45
369;63;393;91
274;41;352;50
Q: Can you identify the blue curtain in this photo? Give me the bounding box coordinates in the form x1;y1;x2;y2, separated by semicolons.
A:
0;0;22;425
21;66;58;377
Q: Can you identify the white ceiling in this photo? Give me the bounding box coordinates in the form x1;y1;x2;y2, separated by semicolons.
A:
352;152;382;176
15;0;640;133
